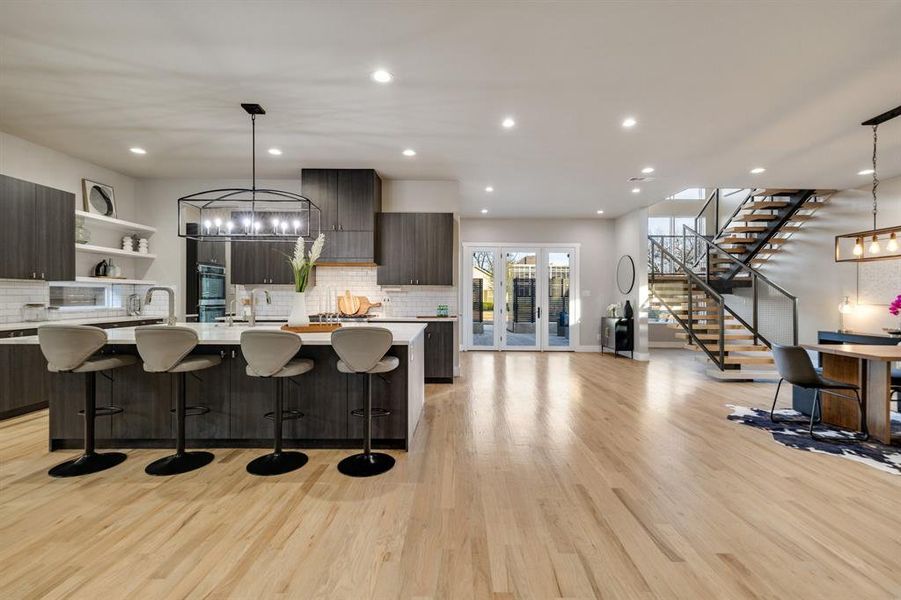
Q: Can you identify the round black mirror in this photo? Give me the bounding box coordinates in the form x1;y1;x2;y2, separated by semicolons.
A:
616;255;635;294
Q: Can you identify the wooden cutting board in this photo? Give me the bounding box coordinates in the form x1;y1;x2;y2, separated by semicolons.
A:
355;296;382;315
280;323;342;333
337;290;361;315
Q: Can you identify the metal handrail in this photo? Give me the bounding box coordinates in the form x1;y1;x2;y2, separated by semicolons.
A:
681;225;798;346
682;225;797;301
648;236;726;368
714;188;756;239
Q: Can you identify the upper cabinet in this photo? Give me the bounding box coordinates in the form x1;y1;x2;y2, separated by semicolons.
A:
301;169;381;262
0;174;75;281
231;240;298;286
376;213;454;286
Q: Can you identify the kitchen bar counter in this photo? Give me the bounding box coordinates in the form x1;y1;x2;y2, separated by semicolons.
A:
0;321;427;346
0;315;164;334
2;322;426;451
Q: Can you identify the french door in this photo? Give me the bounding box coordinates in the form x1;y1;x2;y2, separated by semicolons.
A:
464;245;576;351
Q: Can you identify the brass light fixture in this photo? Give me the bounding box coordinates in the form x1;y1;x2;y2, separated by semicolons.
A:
835;104;901;263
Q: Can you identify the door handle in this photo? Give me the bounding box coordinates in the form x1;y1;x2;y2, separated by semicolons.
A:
537;307;541;319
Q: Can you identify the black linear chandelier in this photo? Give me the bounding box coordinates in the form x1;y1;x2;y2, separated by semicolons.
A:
177;103;321;242
835;103;901;263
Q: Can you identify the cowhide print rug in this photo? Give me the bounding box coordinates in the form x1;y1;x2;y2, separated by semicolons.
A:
726;405;901;475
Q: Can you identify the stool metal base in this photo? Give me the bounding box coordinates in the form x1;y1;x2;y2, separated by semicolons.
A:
246;451;308;476
48;451;127;478
338;452;395;477
145;451;215;476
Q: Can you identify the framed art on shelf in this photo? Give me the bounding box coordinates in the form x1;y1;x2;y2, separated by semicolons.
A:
82;178;117;218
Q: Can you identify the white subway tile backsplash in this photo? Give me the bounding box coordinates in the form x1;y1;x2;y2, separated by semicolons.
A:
236;266;456;318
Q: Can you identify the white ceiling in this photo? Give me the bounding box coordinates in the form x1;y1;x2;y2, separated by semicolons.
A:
1;1;900;218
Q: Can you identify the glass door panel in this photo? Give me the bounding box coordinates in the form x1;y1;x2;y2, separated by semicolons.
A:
503;249;539;350
545;249;573;349
470;249;498;348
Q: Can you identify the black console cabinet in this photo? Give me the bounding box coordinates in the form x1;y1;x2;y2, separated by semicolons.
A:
601;317;634;358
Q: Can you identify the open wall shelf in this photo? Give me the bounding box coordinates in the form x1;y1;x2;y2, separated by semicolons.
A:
75;210;157;235
75;244;157;260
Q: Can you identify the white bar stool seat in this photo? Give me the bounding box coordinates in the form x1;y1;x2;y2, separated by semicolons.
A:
135;325;220;476
38;325;137;478
241;329;314;476
331;326;398;477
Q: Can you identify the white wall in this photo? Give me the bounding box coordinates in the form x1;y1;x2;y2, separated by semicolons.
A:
382;180;460;213
613;208;649;359
762;175;901;343
459;218;617;349
0;131;138;219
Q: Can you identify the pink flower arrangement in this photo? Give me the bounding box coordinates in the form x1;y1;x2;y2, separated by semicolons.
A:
890;295;901;316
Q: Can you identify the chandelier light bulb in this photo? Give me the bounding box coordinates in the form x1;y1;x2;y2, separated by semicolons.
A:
253;221;262;231
889;232;899;252
869;234;880;254
853;237;863;256
226;221;234;232
281;222;288;234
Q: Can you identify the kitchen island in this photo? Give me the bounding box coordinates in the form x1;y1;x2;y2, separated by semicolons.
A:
0;322;426;451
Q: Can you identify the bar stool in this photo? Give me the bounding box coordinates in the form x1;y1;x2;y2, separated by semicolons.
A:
38;325;137;477
135;326;219;475
240;329;314;476
331;326;398;477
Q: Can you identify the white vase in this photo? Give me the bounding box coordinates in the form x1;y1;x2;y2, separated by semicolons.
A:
287;292;310;327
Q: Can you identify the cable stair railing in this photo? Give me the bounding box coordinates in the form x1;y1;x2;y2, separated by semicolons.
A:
649;226;799;377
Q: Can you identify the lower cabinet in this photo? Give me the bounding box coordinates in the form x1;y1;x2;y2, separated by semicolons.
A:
0;346;52;419
424;322;454;381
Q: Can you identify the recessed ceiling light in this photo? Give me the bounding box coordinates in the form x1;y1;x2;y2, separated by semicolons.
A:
402;148;416;157
481;209;488;214
858;168;875;175
596;210;604;214
485;186;494;193
622;117;637;128
641;166;655;174
268;148;282;156
501;116;516;129
750;167;766;174
129;147;146;155
371;69;393;83
631;187;641;194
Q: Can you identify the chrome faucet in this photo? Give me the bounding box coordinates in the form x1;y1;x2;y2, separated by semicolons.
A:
248;289;271;327
145;286;176;326
226;298;239;327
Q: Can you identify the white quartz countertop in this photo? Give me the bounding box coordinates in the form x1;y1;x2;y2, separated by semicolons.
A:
0;315;162;333
217;315;457;324
0;321;427;346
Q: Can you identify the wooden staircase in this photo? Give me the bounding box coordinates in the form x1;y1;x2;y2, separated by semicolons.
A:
649;280;777;380
714;188;835;273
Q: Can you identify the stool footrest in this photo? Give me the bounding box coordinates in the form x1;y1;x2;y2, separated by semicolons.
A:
264;409;304;421
350;407;391;418
78;405;124;418
169;405;211;417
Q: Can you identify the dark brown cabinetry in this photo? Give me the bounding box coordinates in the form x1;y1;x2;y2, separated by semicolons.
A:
46;344;413;449
424;322;454;381
376;212;454;286
0;174;75;281
197;241;226;266
301;169;381;262
230;240;300;285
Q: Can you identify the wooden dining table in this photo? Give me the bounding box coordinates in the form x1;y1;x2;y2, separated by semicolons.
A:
802;344;898;444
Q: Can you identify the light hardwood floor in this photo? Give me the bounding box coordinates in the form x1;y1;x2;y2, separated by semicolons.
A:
1;349;900;599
